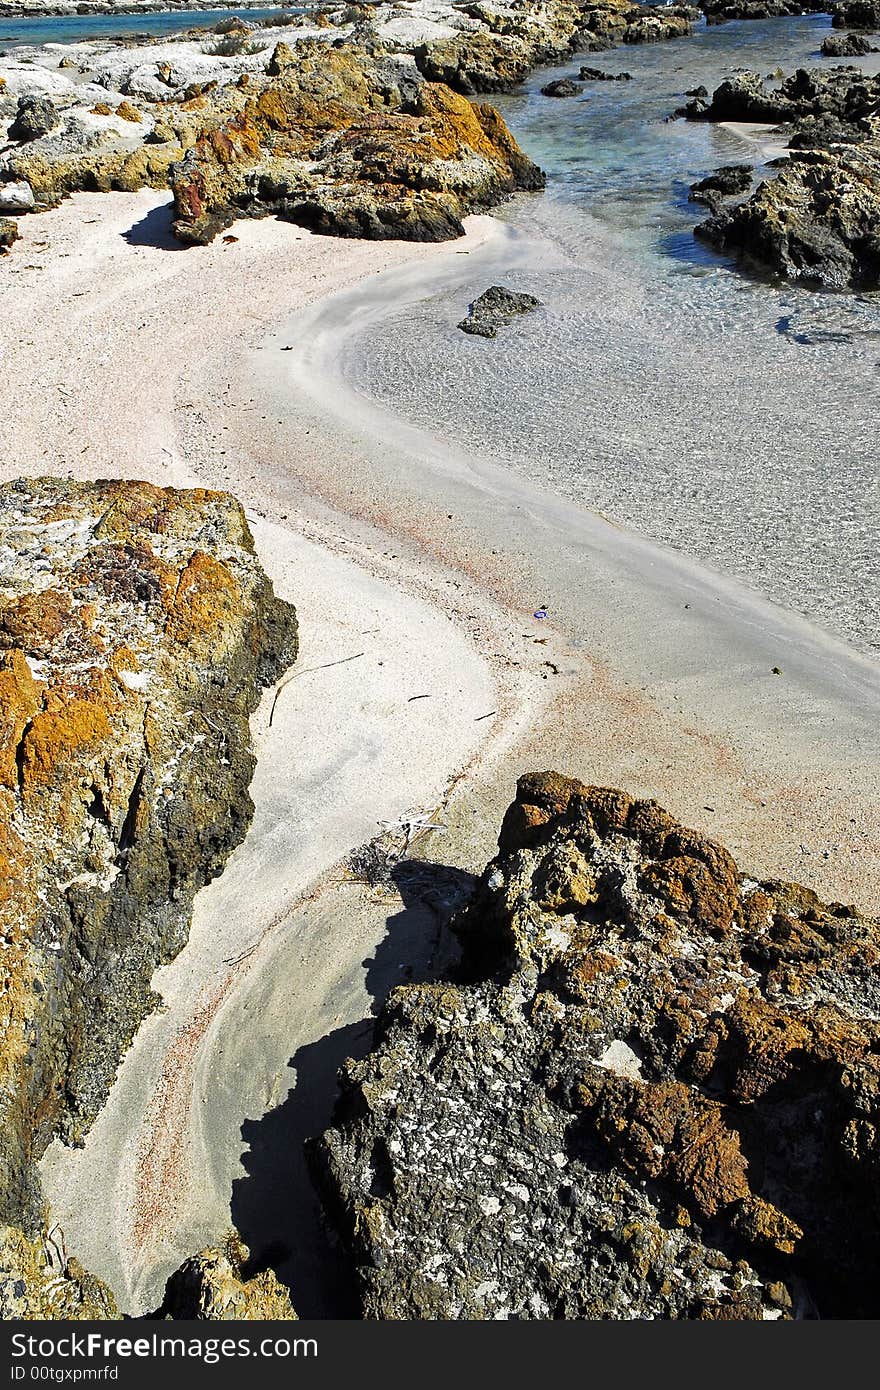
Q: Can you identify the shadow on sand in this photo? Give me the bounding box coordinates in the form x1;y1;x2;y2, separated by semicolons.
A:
230;857;477;1317
122;200;186;251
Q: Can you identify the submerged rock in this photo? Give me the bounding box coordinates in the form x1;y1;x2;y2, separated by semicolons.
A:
314;774;880;1319
156;1235;298;1320
689;163;753;206
0;479;297;1237
457;284;542;337
578;66;632;80
540;77;582;97
696;143;880;289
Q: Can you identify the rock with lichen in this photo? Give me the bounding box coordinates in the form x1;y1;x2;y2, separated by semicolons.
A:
0;1225;118;1320
169;41;544;245
313;772;880;1319
155;1233;297;1320
0;478;297;1239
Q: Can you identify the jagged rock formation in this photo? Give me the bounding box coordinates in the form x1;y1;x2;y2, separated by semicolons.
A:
700;0;825;22
314;773;880;1319
0;1225;119;1319
156;1234;297;1320
0;217;18;252
696;144;880;289
0;478;297;1240
832;0;880;28
684;66;880;288
169;41;544;245
688;163;753;208
457;284;542;337
821;32;878;56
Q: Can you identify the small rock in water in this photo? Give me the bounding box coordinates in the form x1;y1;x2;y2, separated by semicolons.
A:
458;285;542;339
579;66;632;81
688;163;753;206
540;78;582;98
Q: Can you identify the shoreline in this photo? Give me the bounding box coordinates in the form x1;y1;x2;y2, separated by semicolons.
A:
1;185;877;1311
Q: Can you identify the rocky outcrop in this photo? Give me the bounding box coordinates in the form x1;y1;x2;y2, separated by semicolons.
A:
683;65;880;130
0;478;297;1238
169;42;544;245
0;1225;118;1320
579;65;632;79
700;0;826;22
821;31;878;56
689;163;753;209
540;77;582;97
457;284;542;337
155;1234;297;1320
413;1;696;95
695;143;880;289
314;773;880;1319
832;0;880;28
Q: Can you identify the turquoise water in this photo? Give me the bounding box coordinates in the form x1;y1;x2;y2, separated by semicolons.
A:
348;15;880;651
0;8;292;47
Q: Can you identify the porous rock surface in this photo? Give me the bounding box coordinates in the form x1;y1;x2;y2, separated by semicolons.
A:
314;773;880;1319
168;40;545;245
686;66;880;288
0;478;297;1238
156;1234;297;1320
457;283;542;336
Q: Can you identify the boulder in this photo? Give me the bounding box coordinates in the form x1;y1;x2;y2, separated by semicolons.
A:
457;284;542;337
832;0;880;28
0;181;34;214
695;143;880;289
688;162;752;205
540;77;582;97
8;95;59;143
313;774;880;1319
578;65;632;79
821;31;877;55
0;218;18;252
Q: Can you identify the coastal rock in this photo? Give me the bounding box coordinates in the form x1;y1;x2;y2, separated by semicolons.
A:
0;217;18;252
701;0;826;22
8;94;59;143
696;143;880;289
169;43;544;246
821;31;877;56
540;77;582;97
0;478;297;1237
314;774;880;1319
0;1225;118;1320
832;0;880;28
0;181;36;214
688;163;752;205
457;284;542;337
578;66;632;79
156;1234;298;1320
683;64;880;131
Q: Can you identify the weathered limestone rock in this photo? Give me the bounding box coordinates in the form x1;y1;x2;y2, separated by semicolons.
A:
0;217;18;252
821;31;877;56
457;284;542;337
314;774;880;1319
156;1234;297;1320
832;0;880;29
696;144;880;289
0;1225;118;1320
8;94;59;143
0;479;297;1236
169;42;544;245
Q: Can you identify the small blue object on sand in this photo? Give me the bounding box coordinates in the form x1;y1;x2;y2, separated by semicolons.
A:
534;608;548;620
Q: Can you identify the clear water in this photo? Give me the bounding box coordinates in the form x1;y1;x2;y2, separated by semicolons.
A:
0;7;291;48
347;16;880;652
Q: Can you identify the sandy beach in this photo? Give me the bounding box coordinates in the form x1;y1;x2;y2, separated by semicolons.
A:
2;184;878;1312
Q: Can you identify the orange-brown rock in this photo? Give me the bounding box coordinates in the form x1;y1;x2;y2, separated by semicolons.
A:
0;478;297;1243
315;773;880;1318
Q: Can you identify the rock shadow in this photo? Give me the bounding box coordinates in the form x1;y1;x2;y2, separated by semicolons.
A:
122;201;185;251
230;856;479;1317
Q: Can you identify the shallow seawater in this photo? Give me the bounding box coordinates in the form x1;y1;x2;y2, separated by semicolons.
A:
0;7;292;48
348;16;880;652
